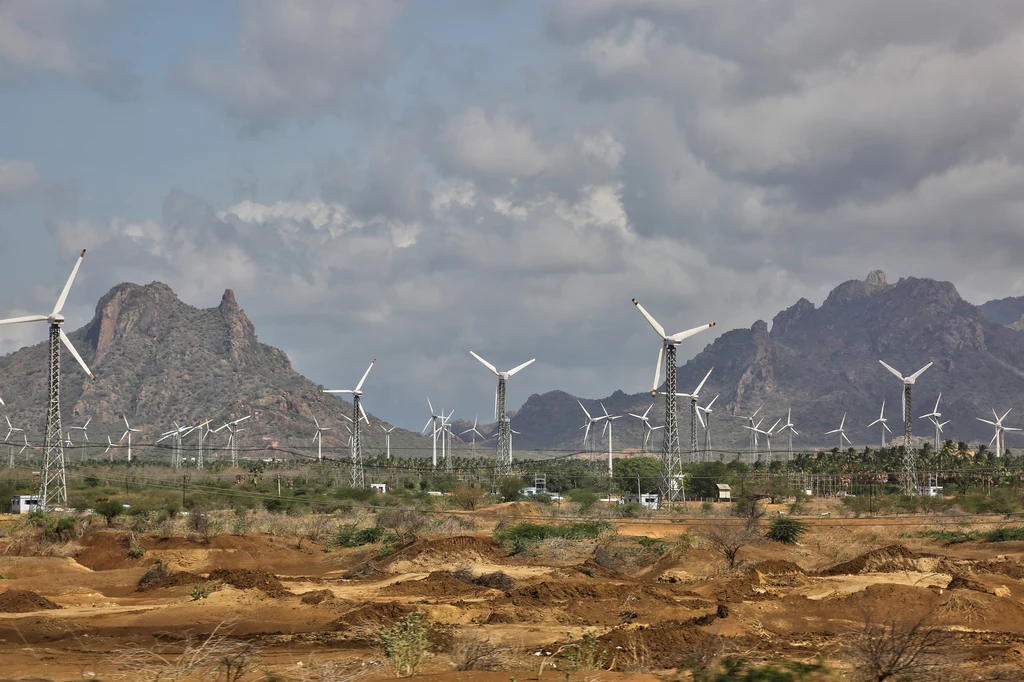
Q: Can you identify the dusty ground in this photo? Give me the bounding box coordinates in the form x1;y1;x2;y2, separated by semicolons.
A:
1;503;1023;681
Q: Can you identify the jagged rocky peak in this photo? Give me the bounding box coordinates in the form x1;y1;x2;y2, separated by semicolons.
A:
89;282;182;366
771;297;815;337
824;270;894;306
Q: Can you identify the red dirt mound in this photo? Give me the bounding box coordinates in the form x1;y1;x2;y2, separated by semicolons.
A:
817;545;920;576
947;574;990;593
387;571;485;598
207;569;291;597
300;589;336;605
136;564;203;592
976;560;1024;580
0;589;61;613
335;602;413;628
378;536;506;566
598;621;713;668
749;559;806;576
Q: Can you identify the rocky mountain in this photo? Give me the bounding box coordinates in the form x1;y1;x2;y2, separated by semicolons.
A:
980;296;1024;326
510;271;1024;453
0;282;430;462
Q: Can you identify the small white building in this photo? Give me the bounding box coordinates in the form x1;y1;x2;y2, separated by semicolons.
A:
715;483;732;501
920;485;943;497
10;495;42;514
369;483;387;494
519;486;539;497
623;493;660;509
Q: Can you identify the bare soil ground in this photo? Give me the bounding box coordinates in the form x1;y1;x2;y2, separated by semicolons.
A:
1;505;1024;680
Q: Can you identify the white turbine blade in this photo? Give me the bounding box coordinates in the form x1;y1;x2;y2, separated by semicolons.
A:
53;249;86;316
842;432;852;445
669;322;716;343
323;389;354;394
354;359;376;392
1004;426;1022;432
119;430;129;443
59;330;95;379
879;400;886;419
696;408;706;429
0;314;48;326
868;418;882;427
906;362;933;383
990;431;999;446
0;396;4;406
934;393;942;413
600;402;610;417
642;404;653;419
651;425;664;431
977;418;998;425
752;404;763;419
742;425;757;432
83;417;91;428
1001;408;1014;422
582;422;591;444
156;433;172;443
469;351;499;376
578;400;592;420
692;367;713;395
123;414;130;429
4;416;11;430
824;428;840;435
631;298;666;339
427;397;435;416
883;423;892;433
506;358;536;377
313;416;321;428
839;413;846;429
601;419;609;437
652;345;664;393
422;418;433;434
234;415;252;425
769;418;781;434
706;395;718;410
878;360;905;381
359;402;369;425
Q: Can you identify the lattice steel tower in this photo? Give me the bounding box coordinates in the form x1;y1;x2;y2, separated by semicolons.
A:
323;359;375;489
0;250;95;509
879;360;932;495
631;299;715;502
469;352;535;479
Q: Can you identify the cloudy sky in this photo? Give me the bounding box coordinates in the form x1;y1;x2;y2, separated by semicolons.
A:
3;0;1024;430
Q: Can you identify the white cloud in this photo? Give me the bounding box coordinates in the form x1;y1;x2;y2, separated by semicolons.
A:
179;0;408;130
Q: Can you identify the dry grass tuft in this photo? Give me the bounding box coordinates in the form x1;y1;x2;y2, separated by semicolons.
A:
450;636;513;671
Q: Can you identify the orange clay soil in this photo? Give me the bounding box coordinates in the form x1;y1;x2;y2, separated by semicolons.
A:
1;507;1023;680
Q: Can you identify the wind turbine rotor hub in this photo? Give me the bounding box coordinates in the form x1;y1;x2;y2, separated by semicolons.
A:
48;314;64;325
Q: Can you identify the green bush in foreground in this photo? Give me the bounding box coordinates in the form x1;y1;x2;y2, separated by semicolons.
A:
378;612;432;677
329;524;385;549
765;515;808;544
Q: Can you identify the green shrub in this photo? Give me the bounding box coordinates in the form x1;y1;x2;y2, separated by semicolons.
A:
378;612;432;677
694;656;830;682
190;583;213;601
493;521;611;552
329;524;385;549
563;628;609;671
94;500;125;526
765;515;808;544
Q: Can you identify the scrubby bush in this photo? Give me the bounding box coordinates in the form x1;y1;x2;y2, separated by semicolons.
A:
377;508;428;538
765;515;808;544
329;524;384;549
493;521;611;553
94;499;125;526
451;485;484;510
378;612;432;677
568;489;600;513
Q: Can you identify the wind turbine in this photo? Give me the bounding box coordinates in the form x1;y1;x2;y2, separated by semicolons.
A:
323;360;375;488
580;401;608;453
825;413;852;450
312;416;329;462
469;351;535;476
119;415;141;463
868;401;892;449
600;403;624;476
675;368;713;464
631;299;715;498
215;415;251;467
380;424;396;460
738;405;763;462
460;417;486;453
439;408;456;473
69;417;90;460
919;394;944;450
4;416;23;468
191;419;213;469
105;436;115;461
697;395;718;460
628;404;655;452
976;409;1018;456
879;360;932;494
0;249;95;507
422;398;444;468
930;418;951;451
157;422;192;468
777;408;798;461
